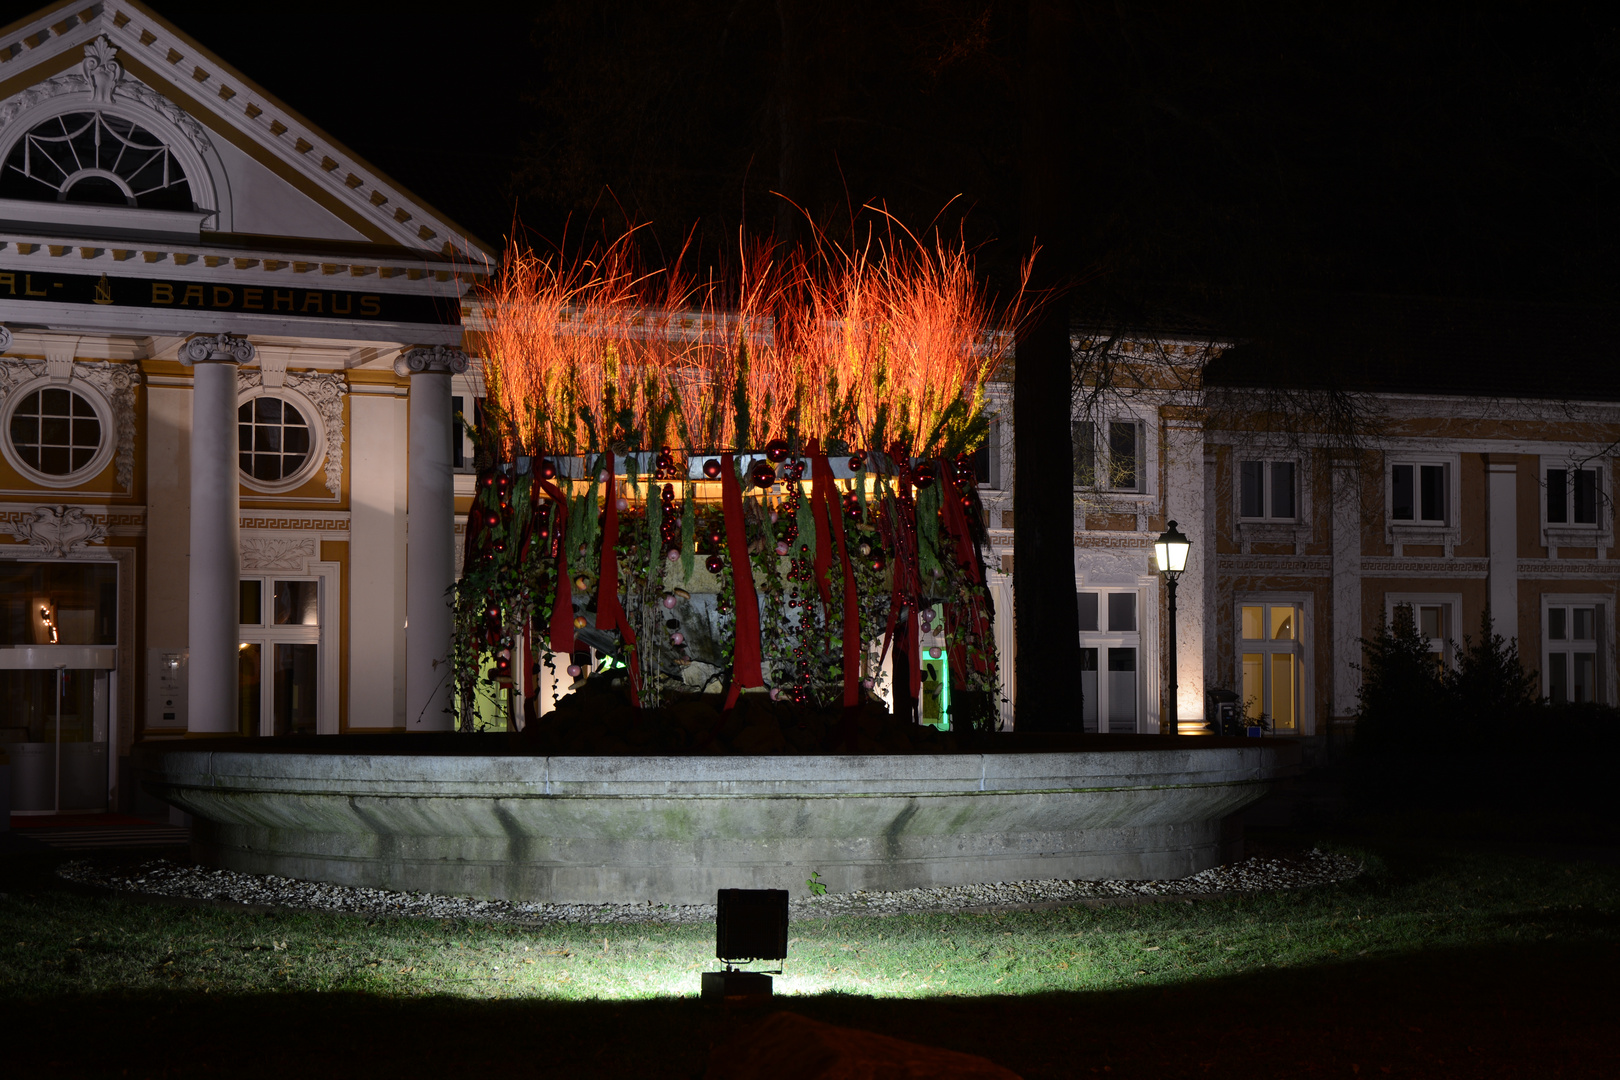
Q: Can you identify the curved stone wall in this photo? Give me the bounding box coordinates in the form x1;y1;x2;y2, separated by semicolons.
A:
141;742;1301;904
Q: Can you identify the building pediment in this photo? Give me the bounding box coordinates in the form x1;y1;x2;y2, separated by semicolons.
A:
0;3;490;261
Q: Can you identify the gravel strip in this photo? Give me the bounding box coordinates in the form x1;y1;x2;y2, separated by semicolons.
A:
58;849;1362;926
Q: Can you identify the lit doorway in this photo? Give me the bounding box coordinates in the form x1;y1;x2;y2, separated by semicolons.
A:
1239;602;1303;733
239;578;321;736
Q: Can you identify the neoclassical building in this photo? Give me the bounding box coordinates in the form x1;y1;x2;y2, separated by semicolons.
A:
0;1;487;812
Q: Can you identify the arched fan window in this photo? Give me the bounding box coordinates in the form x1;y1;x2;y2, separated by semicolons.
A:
0;111;193;211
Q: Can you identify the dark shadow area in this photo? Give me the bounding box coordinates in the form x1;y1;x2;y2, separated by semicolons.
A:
2;940;1613;1079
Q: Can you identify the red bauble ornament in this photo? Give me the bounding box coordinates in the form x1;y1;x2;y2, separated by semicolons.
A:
751;461;777;489
702;458;722;479
705;554;725;574
539;459;558;480
913;464;935;489
662;483;675;503
765;439;790;463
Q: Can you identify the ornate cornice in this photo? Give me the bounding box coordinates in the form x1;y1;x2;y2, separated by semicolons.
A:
0;36;212;156
9;504;106;556
182;333;256;366
396;345;469;376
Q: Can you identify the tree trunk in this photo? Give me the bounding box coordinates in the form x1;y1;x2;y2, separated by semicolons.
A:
1013;0;1082;732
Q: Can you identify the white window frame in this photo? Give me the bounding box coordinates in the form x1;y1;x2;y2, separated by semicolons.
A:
1234;593;1315;736
1385;592;1463;672
1076;584;1147;733
1539;454;1613;551
237;563;339;735
1072;412;1155;499
1384;452;1462;552
1237;457;1300;522
0;373;116;489
1541;593;1611;706
236;386;328;495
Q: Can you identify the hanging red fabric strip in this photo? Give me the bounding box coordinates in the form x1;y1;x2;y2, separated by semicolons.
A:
595;471;640;706
535;477;574;655
810;449;862;708
721;452;763;709
805;440;835;610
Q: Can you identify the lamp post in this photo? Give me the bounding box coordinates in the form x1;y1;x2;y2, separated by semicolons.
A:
1154;520;1191;737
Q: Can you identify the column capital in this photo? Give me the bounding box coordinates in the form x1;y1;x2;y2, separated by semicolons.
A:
395;345;469;377
0;324;12;353
182;333;256;366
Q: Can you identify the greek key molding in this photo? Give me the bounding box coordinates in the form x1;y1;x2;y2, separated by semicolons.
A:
1360;556;1490;578
0;36;212;155
395;345;470;376
1517;558;1620;580
9;504;106;556
241;536;318;571
0;357;141;491
238;369;345;497
238;511;351;538
1073;534;1154;550
182;333;256;366
1217;554;1332;576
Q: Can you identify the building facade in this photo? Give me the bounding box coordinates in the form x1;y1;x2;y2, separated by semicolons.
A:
0;1;487;812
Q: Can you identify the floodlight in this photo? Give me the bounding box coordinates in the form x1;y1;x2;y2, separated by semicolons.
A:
702;888;788;1001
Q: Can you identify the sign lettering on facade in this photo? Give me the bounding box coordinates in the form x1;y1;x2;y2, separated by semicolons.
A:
0;269;459;325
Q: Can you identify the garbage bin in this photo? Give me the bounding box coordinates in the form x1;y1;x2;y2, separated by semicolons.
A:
1205;688;1242;737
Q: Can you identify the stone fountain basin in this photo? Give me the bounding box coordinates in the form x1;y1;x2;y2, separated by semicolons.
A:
140;738;1301;905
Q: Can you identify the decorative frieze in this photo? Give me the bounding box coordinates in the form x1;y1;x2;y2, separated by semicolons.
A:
9;504;107;556
1217;554;1332;576
241;536;317;571
238;511;351;538
1517;558;1620;580
1361;556;1489;579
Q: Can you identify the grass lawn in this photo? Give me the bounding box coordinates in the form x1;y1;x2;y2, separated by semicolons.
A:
2;814;1616;1078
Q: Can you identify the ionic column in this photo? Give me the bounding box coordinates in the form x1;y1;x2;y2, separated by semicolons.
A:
181;333;255;735
398;345;469;730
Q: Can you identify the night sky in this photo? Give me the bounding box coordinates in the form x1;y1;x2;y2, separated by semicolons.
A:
137;1;1618;322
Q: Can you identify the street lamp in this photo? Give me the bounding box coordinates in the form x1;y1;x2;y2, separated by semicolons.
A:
1154;520;1191;737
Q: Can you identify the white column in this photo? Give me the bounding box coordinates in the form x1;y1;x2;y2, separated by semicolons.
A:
399;346;469;730
347;388;404;729
1331;458;1363;719
180;333;255;735
1488;460;1518;639
1163;414;1206;729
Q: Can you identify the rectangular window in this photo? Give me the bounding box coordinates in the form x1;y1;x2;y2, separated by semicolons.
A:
1071;421;1095;486
1393;600;1450;671
1109;421;1138;490
1392;463;1446;524
452;395;465;469
1239;460;1297;520
1546;602;1602;704
970;417;1000;489
1237;602;1303;732
1107;592;1137;632
1107;648;1137;733
1076;591;1099;632
1547;467;1600;525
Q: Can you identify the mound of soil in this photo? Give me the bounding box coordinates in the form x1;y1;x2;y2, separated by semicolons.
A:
523;676;958;755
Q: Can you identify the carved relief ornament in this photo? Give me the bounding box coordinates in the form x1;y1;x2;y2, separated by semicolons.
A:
11;505;107;556
240;536;317;571
0;36;212;155
395;345;470;376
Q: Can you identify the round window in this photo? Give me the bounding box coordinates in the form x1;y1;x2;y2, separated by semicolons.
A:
239;396;313;484
9;387;103;476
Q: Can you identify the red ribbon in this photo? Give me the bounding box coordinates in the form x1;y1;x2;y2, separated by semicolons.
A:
721;453;764;708
809;446;862;710
805;441;835;610
534;477;575;655
595;469;641;706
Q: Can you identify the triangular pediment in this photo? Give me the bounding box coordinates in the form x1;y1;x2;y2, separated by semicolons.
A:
0;1;491;262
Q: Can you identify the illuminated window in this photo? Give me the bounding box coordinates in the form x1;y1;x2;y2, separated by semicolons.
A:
1238;602;1302;732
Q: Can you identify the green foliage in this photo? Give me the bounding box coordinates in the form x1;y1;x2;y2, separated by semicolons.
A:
1443;609;1541;731
1353;606;1449;754
805;870;828;897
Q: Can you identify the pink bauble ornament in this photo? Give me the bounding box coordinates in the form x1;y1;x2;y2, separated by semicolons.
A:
616;497;628;511
567;664;582;678
671;632;685;645
666;548;681;561
929;646;943;659
775;540;790;555
662;594;678;609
